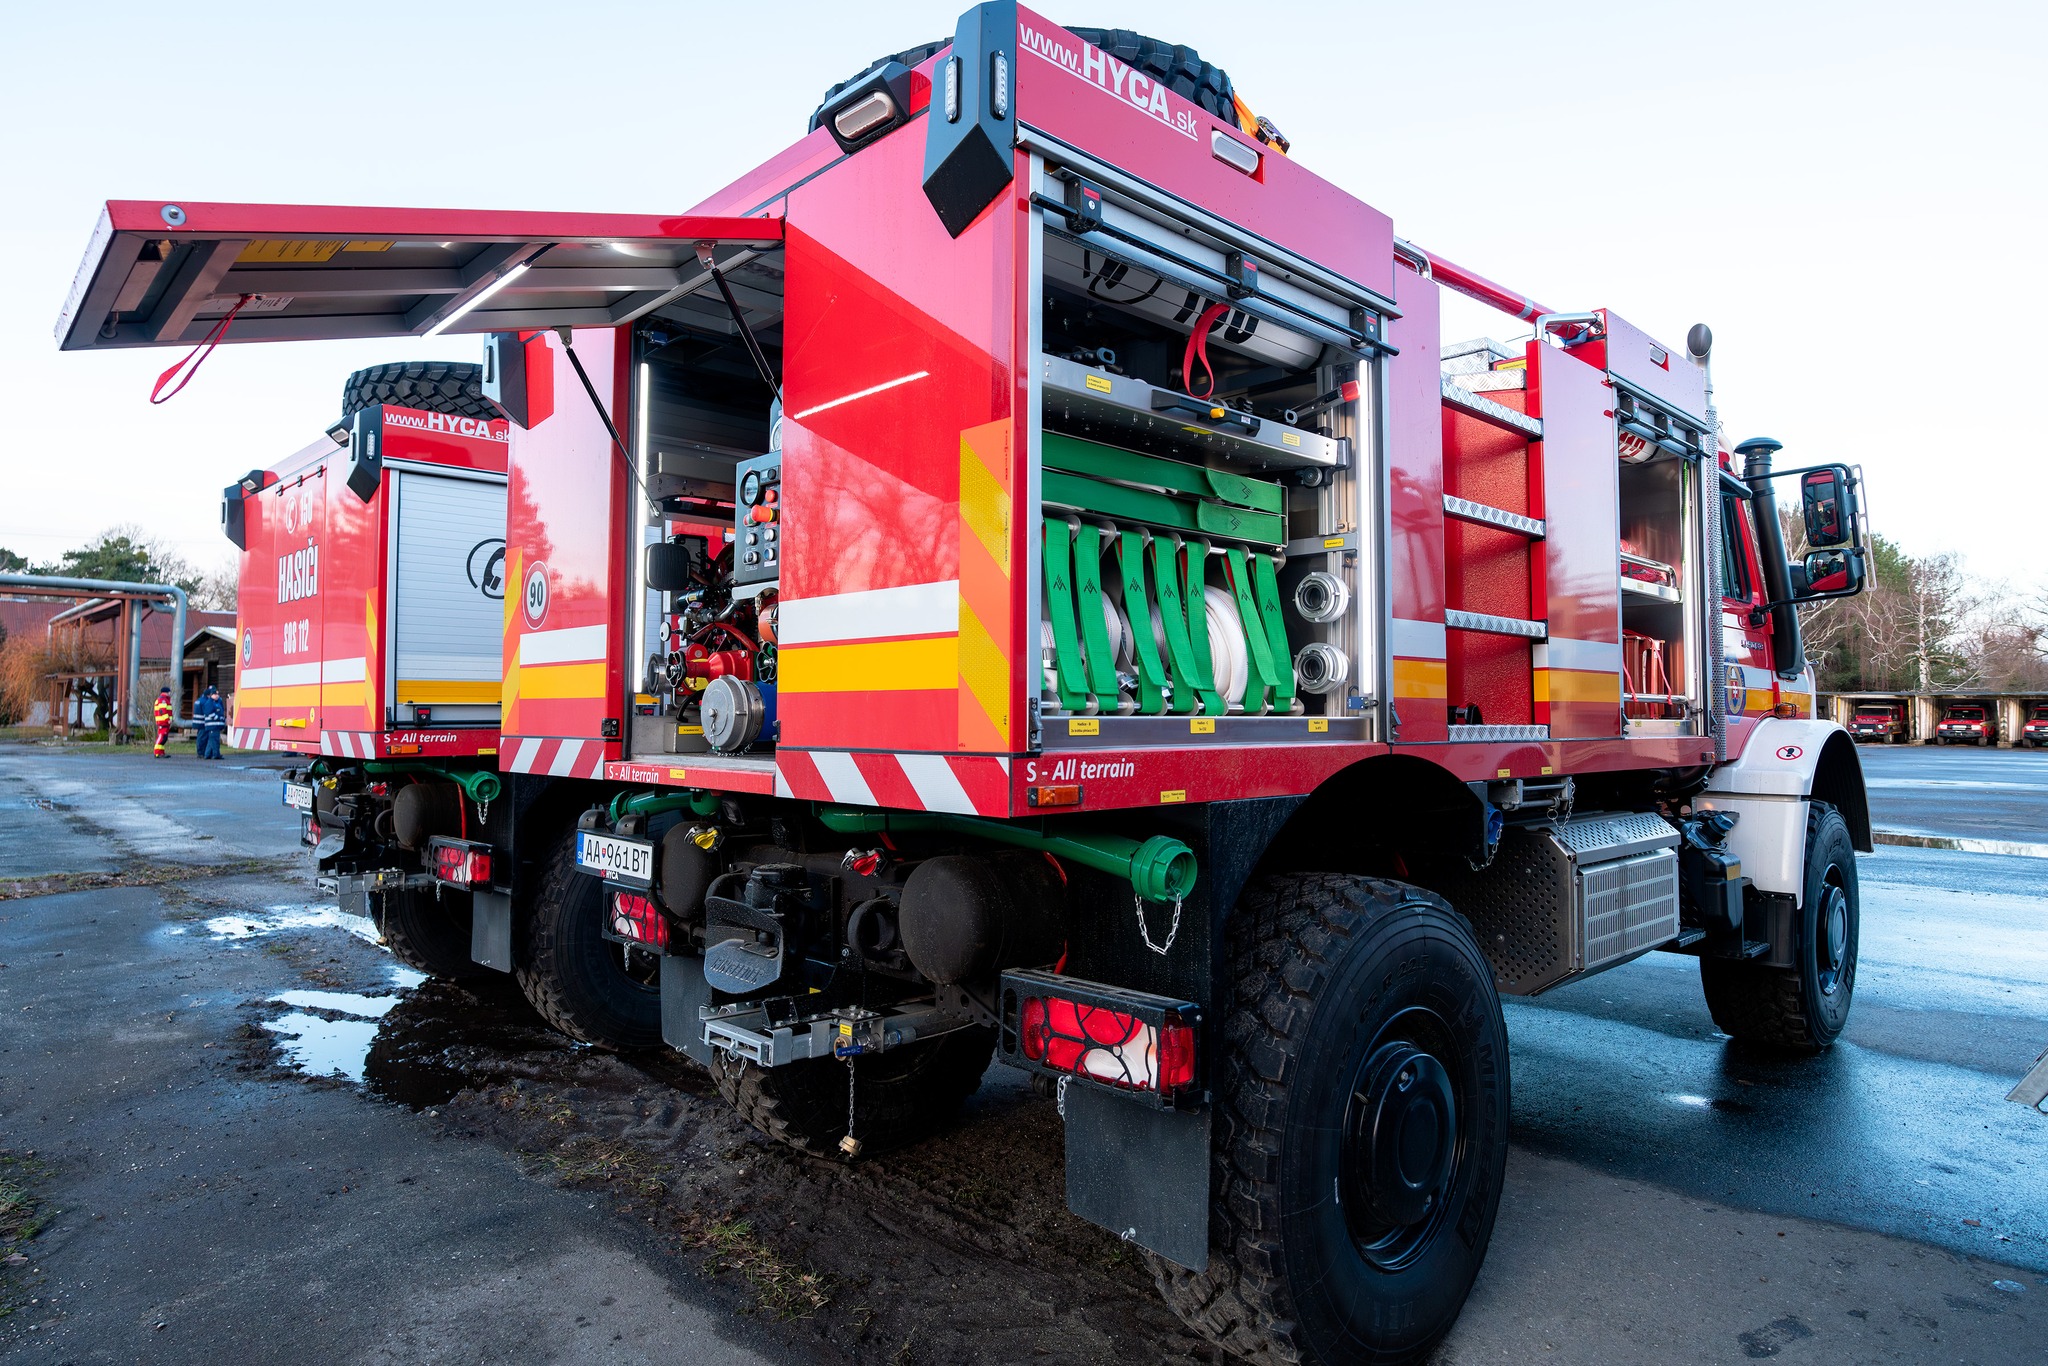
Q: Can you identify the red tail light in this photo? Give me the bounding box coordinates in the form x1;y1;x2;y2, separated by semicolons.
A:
608;891;669;948
1018;994;1196;1095
428;837;492;887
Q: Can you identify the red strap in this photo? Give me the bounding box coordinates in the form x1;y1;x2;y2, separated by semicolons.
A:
149;295;253;405
1181;301;1230;399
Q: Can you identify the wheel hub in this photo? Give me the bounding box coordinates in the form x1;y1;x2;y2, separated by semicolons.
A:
1817;876;1849;994
1351;1043;1457;1228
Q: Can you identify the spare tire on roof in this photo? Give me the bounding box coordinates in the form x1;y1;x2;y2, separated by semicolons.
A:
811;27;1238;130
1063;28;1237;123
340;361;493;421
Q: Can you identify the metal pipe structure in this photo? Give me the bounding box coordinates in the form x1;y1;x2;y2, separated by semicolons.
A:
1;574;191;726
1393;237;1557;323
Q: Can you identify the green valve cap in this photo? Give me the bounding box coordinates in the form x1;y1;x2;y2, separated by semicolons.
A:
1131;835;1198;903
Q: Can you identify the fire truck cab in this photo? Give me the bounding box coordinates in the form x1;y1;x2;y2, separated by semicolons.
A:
58;9;1875;1362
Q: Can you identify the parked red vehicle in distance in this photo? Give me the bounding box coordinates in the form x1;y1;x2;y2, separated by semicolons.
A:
1849;701;1906;743
2023;704;2048;747
1935;702;1992;746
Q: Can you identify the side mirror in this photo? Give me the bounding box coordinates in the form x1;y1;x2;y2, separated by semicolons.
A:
1800;465;1853;547
1797;547;1863;598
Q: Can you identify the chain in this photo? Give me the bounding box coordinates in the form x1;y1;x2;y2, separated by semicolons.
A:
476;797;490;829
838;1055;862;1158
1134;893;1183;956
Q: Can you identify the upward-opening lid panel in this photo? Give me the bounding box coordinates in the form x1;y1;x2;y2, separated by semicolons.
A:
56;200;784;351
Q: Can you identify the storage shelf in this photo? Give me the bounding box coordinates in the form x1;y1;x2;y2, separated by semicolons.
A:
1621;576;1682;605
1040;353;1342;472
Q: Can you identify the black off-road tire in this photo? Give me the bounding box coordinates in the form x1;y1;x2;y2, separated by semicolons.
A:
517;834;663;1050
340;361;493;421
711;1026;995;1159
1151;873;1510;1366
1701;802;1859;1051
812;27;1238;129
374;886;486;981
1066;28;1237;122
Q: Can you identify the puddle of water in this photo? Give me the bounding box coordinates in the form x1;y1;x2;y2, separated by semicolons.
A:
271;988;403;1018
1873;830;2048;859
206;903;381;943
262;1012;383;1083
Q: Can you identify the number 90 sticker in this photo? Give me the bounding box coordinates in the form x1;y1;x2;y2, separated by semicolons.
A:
522;561;550;629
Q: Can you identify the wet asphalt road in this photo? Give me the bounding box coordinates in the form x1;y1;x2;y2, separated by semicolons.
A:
1858;742;2048;845
0;741;2042;1364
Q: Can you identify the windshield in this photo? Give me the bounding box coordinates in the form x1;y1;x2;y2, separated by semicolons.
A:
1947;707;1984;720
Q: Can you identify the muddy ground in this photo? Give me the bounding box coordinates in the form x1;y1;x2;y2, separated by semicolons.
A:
228;961;1218;1366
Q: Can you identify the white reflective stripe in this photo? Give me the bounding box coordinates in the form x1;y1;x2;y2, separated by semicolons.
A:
1540;637;1623;672
1390;617;1446;659
244;662;319;687
548;739;585;777
899;753;972;814
508;737;544;772
519;625;608;666
810;751;876;806
321;657;367;683
778;580;960;645
773;764;795;799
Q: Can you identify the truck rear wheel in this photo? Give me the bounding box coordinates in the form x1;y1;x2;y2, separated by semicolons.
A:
710;1026;995;1159
1700;802;1858;1051
1153;873;1509;1366
516;834;663;1050
374;887;485;981
339;361;493;421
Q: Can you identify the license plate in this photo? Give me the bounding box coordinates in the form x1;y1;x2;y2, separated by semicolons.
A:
576;831;655;887
283;781;315;812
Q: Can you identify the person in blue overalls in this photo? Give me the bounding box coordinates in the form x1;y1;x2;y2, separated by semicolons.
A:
194;685;227;760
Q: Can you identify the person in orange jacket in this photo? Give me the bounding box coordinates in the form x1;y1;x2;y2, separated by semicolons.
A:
153;687;174;758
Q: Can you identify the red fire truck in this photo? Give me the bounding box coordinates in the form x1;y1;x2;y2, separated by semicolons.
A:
226;366;511;975
58;11;1875;1361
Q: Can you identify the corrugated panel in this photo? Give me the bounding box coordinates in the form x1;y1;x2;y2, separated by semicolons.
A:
392;471;508;692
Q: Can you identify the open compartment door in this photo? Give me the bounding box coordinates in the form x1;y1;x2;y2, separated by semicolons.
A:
56;201;784;351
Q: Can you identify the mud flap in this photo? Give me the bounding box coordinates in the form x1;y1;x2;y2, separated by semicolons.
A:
660;953;715;1066
470;889;513;971
1064;1083;1211;1271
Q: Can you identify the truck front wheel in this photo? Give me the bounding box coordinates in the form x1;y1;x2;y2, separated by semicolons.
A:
516;834;663;1050
1153;873;1509;1366
1700;802;1858;1051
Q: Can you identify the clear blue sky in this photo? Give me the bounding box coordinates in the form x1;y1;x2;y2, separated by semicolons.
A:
2;1;2040;585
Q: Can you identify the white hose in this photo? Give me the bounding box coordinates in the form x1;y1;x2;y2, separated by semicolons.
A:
1204;585;1250;708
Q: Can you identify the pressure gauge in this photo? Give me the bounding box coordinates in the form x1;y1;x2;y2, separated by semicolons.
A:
740;470;763;505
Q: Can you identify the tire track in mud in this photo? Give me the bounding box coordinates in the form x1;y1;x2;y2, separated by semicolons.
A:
290;975;1223;1364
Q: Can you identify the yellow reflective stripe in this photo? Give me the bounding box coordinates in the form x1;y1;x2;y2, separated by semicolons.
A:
1535;669;1622;704
1392;658;1447;699
779;636;959;693
396;679;501;704
517;662;606;699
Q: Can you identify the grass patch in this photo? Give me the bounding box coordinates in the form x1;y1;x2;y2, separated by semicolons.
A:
0;1151;50;1318
0;856;289;902
541;1136;670;1198
680;1213;832;1320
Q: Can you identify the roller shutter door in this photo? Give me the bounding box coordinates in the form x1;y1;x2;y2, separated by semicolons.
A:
391;470;508;708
